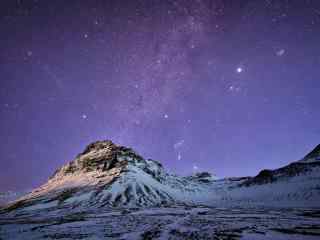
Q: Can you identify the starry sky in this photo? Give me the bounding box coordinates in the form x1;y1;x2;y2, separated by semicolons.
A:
1;0;320;191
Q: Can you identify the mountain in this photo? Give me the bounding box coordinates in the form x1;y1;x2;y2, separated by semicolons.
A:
2;141;320;213
3;141;216;212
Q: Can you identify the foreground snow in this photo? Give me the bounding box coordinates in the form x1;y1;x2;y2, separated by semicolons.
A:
1;205;319;239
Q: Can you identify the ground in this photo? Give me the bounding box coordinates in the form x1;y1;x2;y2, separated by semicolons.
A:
1;205;320;239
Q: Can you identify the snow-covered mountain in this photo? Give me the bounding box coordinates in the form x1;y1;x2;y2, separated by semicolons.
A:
2;141;320;212
3;141;217;211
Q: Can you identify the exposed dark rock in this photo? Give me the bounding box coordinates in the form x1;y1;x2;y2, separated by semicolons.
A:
50;140;147;178
141;229;161;240
186;172;214;182
303;144;320;160
251;169;274;184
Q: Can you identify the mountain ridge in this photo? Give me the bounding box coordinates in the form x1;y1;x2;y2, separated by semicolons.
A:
3;140;216;211
2;140;320;212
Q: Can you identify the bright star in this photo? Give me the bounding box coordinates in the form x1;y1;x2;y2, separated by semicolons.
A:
236;67;243;73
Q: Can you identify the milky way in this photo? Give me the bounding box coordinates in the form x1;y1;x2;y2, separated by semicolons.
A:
1;0;320;191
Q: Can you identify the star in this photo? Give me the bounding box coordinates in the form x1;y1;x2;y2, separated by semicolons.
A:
81;114;88;119
228;85;241;92
236;67;243;73
3;103;10;109
164;114;169;119
193;164;199;171
134;119;141;125
174;139;185;149
276;49;285;56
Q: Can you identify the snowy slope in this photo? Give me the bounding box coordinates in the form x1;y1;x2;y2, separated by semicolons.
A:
2;141;320;212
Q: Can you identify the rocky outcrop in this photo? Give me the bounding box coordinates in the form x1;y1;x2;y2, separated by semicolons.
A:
185;172;217;183
50;140;144;178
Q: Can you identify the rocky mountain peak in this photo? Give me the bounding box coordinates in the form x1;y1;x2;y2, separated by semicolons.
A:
79;140;117;156
50;140;146;179
5;141;170;209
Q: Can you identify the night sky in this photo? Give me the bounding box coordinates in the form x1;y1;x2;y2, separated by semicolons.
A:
1;0;320;191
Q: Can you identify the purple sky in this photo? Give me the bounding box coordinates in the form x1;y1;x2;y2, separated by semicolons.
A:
1;0;319;191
